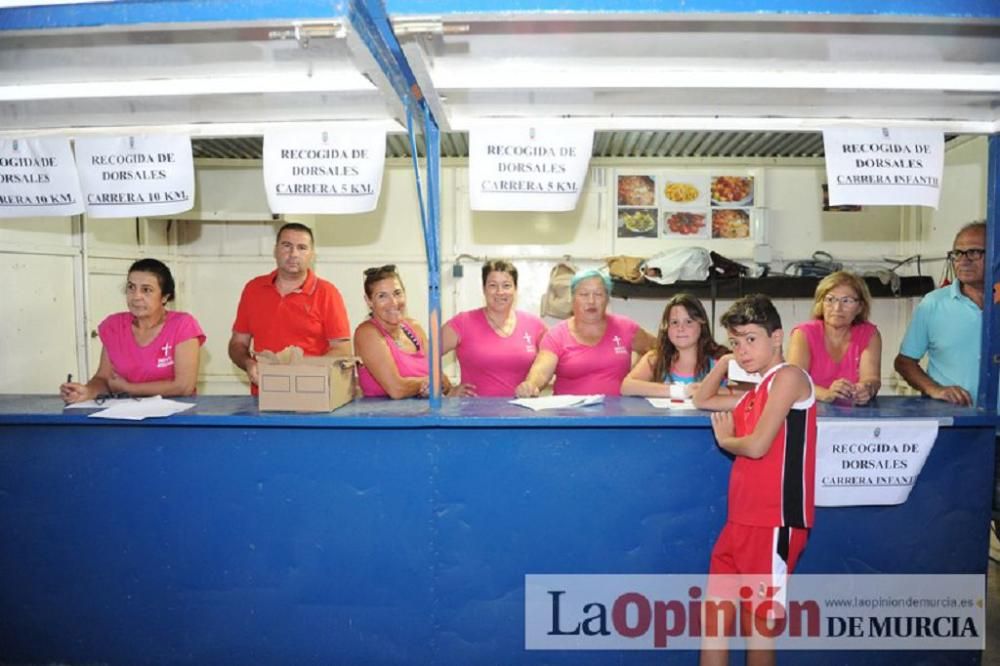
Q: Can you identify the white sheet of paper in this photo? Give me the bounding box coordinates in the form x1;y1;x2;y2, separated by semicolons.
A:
87;396;194;420
822;127;944;209
74;134;195;218
509;395;604;411
815;419;938;506
646;398;695;409
727;359;762;384
0;137;85;218
65;398;136;409
263;126;386;214
469;124;593;211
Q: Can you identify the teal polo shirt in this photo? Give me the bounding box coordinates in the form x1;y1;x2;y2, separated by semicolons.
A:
899;281;982;399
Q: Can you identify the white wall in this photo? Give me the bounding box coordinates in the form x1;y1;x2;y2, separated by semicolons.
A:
0;139;988;395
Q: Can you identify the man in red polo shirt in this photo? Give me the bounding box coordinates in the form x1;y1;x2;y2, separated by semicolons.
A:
228;223;351;392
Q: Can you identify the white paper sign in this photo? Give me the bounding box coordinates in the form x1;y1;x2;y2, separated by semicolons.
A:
74;134;195;218
822;128;943;209
0;137;84;218
263;127;385;214
816;419;938;507
469;125;593;211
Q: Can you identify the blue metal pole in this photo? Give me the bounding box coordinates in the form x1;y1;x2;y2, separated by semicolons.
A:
403;101;443;405
424;104;443;407
348;0;418;114
980;135;999;412
349;0;445;407
404;104;430;239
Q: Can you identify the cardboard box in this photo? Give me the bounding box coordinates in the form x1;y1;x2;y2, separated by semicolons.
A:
257;347;357;413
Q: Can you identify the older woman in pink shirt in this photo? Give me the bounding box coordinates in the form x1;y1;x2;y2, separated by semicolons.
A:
787;270;882;404
59;258;205;403
442;259;547;397
516;269;655;397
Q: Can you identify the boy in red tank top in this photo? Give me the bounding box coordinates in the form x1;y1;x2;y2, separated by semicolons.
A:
692;294;817;666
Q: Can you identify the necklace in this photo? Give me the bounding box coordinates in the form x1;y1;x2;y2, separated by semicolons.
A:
383;319;421;351
485;309;515;336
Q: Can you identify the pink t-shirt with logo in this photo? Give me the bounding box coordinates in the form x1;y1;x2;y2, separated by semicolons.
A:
98;311;206;384
791;318;878;388
446;309;547;397
540;313;640;395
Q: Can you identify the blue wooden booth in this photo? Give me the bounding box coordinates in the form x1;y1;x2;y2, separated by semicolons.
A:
0;395;995;665
3;0;1000;664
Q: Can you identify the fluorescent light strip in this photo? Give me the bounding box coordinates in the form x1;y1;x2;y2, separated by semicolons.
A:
0;72;376;102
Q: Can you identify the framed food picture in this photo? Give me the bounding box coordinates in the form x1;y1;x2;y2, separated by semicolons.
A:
617;207;658;238
662;210;710;239
711;208;751;239
710;175;754;207
660;173;709;208
617;174;656;206
612;170;760;242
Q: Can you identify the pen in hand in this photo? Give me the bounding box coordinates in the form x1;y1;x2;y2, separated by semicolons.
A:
61;373;76;405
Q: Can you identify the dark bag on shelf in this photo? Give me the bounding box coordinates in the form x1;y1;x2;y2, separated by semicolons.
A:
785;251;842;278
709;251;749;278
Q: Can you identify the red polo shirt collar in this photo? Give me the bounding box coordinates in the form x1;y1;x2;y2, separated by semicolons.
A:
268;268;318;296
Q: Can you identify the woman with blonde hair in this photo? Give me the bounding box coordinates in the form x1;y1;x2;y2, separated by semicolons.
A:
787;270;882;404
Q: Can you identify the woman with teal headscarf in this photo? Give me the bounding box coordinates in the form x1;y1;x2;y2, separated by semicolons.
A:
516;268;655;397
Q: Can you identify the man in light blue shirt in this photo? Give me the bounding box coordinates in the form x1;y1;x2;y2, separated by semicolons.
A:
894;221;986;406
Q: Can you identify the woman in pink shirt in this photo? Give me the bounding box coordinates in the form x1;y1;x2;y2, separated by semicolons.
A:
59;258;205;403
355;265;454;399
442;259;547;397
787;271;882;404
515;269;655;397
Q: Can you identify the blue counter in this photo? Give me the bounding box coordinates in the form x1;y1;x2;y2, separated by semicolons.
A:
0;395;994;665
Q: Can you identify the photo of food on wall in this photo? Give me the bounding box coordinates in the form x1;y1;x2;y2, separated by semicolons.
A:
663;181;700;204
617;207;658;238
711;209;751;239
663;210;709;239
710;175;754;207
617;174;656;206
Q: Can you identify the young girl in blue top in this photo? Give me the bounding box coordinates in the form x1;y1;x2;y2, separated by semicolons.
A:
621;294;729;399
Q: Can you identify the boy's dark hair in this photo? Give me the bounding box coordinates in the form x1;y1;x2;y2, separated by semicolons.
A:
128;258;176;302
720;294;782;335
276;222;314;245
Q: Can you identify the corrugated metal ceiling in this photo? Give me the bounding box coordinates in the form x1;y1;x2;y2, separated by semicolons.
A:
192;130;837;160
